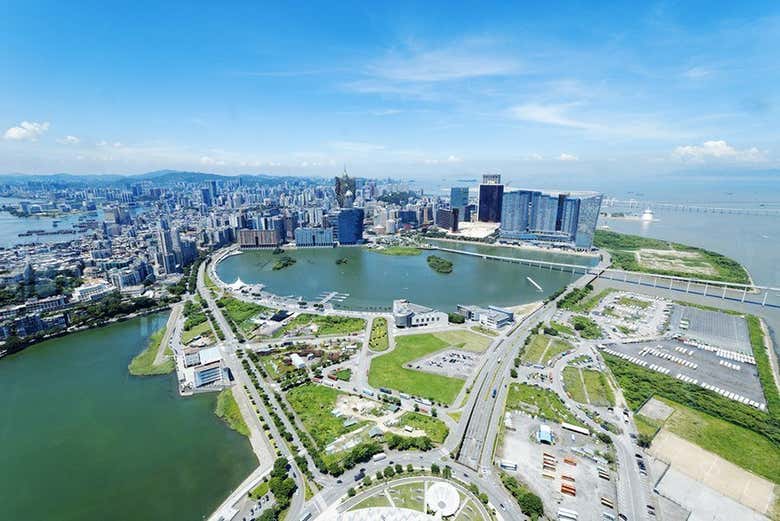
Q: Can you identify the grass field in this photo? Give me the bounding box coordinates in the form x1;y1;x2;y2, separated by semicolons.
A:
549;321;575;336
521;334;572;365
594;230;750;284
471;325;498;337
181;319;213;344
351;494;392;510
368;333;465;404
398;411;449;443
389;482;425;511
215;388;249;437
562;367;588;403
128;326;174;376
572;315;603;339
218;296;271;333
369;317;389;351
506;383;583;426
618;296;650;309
334;368;352;381
286;384;364;448
371;246;422;256
656;398;780;483
433;329;492;352
277;313;365;337
634;413;662;439
582;369;615;407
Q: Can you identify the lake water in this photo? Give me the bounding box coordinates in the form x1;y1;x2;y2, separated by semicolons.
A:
216;246;583;311
0;314;256;521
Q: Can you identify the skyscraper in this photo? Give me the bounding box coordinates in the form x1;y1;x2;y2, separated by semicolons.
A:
450;187;469;222
334;168;355;208
337;208;364;245
478;174;504;223
499;189;602;248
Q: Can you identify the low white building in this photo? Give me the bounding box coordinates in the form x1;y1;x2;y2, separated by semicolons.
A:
392;299;447;328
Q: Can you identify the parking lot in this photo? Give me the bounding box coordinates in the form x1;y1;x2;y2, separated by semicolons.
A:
669;305;751;354
498;413;617;521
409;349;481;378
603;339;765;407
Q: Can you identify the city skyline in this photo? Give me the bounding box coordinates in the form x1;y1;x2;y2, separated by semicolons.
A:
1;2;778;178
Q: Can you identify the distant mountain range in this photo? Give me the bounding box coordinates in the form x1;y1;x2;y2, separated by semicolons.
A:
0;170;321;187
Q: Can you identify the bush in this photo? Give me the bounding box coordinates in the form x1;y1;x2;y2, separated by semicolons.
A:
447;312;466;324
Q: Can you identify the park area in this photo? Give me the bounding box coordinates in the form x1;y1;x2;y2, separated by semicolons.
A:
217;296;273;337
398;412;449;443
368;331;486;404
505;383;583;426
520;334;572;365
286;383;367;448
275;313;365;337
562;367;615;407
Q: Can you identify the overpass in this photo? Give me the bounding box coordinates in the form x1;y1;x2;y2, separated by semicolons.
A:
604;198;780;216
431;245;780;308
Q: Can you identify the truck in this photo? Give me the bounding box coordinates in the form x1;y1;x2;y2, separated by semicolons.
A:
379;387;393;395
372;452;387;462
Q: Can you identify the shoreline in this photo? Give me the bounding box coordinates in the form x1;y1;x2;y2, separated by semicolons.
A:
425;236;601;258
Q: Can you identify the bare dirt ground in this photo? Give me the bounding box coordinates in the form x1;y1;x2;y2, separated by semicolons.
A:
649;429;775;515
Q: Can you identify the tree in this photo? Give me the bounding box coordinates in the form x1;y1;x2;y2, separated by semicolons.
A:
431;407;438;417
376;471;383;481
347;488;356;497
395;464;403;474
510;368;518;378
442;466;452;479
383;466;395;478
518;492;544;519
407;464;414;473
430;463;440;475
363;475;372;486
597;432;613;445
637;433;653;448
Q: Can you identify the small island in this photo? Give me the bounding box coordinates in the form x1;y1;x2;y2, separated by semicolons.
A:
426;255;453;274
272;255;296;270
335;257;349;265
372;246;422;256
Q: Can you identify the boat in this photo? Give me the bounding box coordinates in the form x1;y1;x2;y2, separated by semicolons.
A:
640;208;654;222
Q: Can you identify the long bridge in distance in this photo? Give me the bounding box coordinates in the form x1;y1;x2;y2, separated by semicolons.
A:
431;246;780;308
604;198;780;216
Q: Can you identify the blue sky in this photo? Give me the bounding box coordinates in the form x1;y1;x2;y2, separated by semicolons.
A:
1;1;778;181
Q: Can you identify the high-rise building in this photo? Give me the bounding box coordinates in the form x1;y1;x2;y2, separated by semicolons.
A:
334;169;356;207
294;227;334;247
200;187;213;208
337;208;364;245
435;208;459;232
478;174;504;223
499;189;602;248
450;187;469;222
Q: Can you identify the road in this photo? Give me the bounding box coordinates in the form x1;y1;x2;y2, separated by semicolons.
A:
153;301;182;366
198;259;308;521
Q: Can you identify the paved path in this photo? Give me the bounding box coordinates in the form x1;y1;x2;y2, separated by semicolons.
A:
153;302;181;366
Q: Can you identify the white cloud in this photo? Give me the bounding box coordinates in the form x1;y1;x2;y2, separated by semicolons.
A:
200;155;225;166
682;66;712;79
57;135;80;145
672;140;765;162
558;153;579;161
329;141;385;153
369;41;520;83
3;121;50;141
509;104;596;130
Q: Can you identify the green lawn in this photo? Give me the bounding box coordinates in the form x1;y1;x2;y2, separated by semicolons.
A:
351;494;391;510
618;296;650;309
562;367;588;403
506;383;584;426
181;319;213;344
572;315;603;339
128;326;174;376
549;321;575;336
368;333;465;404
398;412;449;443
334;368;352;381
658;398;780;483
433;329;492;352
218;296;271;333
369;317;389;351
471;325;498;337
286;384;364;448
521;334;572;364
215;388;249;437
582;369;615;407
634;413;662;439
389;482;425;511
277;313;366;337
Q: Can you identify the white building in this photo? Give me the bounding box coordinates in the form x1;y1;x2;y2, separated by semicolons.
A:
392;299;447;328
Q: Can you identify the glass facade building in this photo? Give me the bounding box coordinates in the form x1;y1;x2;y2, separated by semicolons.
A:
337;208;365;245
478;184;504;222
450;187;469;222
499;189;602;248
